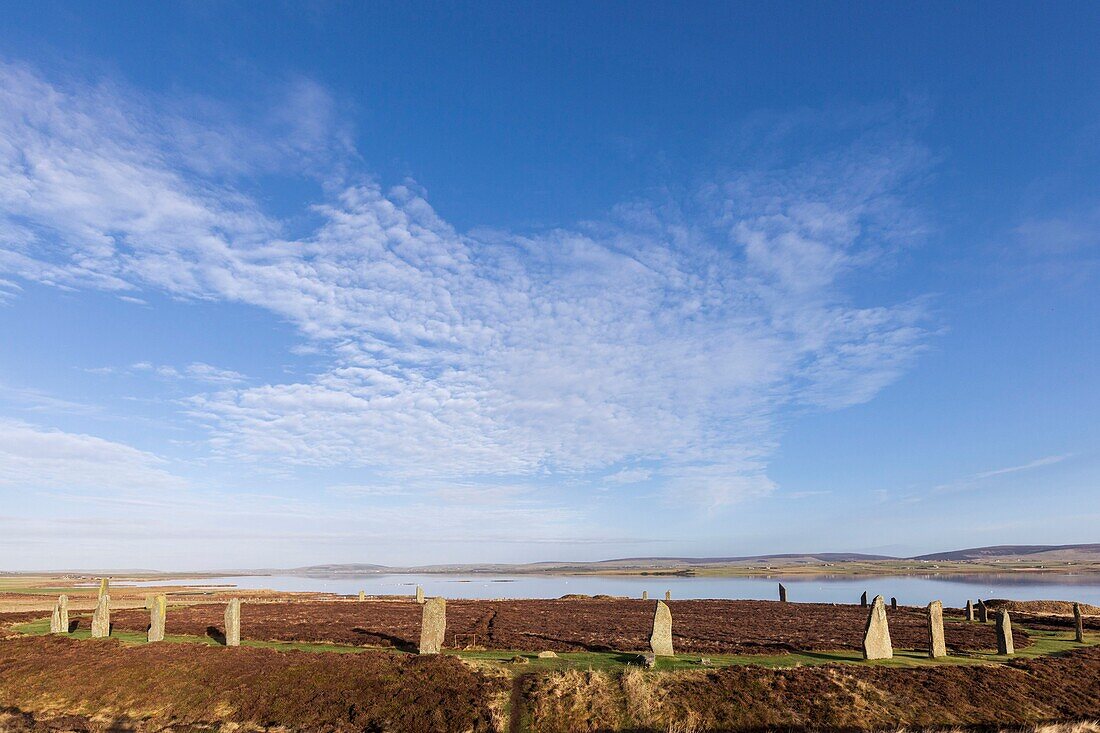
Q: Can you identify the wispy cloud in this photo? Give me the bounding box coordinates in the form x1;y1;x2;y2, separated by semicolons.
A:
932;454;1071;495
0;61;933;508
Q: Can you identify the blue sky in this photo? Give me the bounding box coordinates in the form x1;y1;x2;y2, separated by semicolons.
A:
1;2;1097;570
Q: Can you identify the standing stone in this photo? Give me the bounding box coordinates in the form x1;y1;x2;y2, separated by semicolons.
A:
977;599;989;623
91;594;110;638
862;595;893;660
358;590;366;602
144;595;154;610
98;577;109;599
927;600;947;658
860;591;868;607
415;585;425;604
995;608;1014;655
890;597;898;611
642;591;649;600
664;590;671;601
419;597;446;654
50;595;69;634
148;595;167;643
965;600;974;622
1074;602;1084;643
779;583;787;603
224;598;241;647
649;600;674;656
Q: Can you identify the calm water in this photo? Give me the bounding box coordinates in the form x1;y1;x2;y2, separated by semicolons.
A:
129;573;1100;607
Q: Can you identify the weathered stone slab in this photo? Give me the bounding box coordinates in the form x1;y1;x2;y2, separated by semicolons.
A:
779;583;787;602
224;598;241;647
642;591;649;600
664;590;671;601
965;600;974;621
358;590;366;602
927;600;946;658
1074;602;1085;643
649;600;674;656
50;595;68;634
890;597;898;611
861;595;892;660
148;595;167;643
98;578;109;599
978;599;988;623
537;650;557;658
996;608;1014;655
860;591;868;607
91;594;110;638
415;585;425;604
419;597;446;654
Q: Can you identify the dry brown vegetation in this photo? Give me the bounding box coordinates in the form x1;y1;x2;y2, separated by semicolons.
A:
0;635;504;732
519;646;1100;732
103;598;1024;654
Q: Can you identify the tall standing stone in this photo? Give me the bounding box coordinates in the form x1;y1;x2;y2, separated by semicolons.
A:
91;594;110;638
860;591;868;607
415;585;425;604
995;608;1014;655
977;599;988;623
664;590;671;601
965;600;974;621
642;591;648;600
358;590;366;602
649;600;674;657
224;598;241;647
98;577;109;599
862;595;892;660
927;600;947;658
148;595;167;642
890;597;898;611
50;595;69;634
419;597;446;654
779;583;787;602
1074;602;1085;643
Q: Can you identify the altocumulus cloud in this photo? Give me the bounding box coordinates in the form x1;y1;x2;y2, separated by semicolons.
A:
0;62;930;507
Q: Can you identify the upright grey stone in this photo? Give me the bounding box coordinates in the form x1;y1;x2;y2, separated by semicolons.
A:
98;577;109;600
50;595;69;634
927;600;946;658
649;600;674;656
415;585;425;604
664;590;671;601
358;590;366;602
965;600;974;622
862;595;892;660
419;597;446;654
995;608;1014;655
977;599;988;623
1074;602;1084;643
860;591;868;607
148;595;167;642
779;583;787;602
224;598;241;647
890;597;898;611
91;594;110;638
642;591;648;600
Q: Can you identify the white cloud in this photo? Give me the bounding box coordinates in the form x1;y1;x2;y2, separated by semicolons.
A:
0;419;186;492
0;62;933;507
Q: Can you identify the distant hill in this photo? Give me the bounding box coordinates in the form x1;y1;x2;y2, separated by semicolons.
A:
912;544;1100;562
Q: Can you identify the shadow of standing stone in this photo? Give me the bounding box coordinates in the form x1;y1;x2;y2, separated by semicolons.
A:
862;595;892;660
927;600;946;658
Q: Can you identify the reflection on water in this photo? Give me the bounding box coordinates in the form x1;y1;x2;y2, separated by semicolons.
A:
126;572;1100;607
